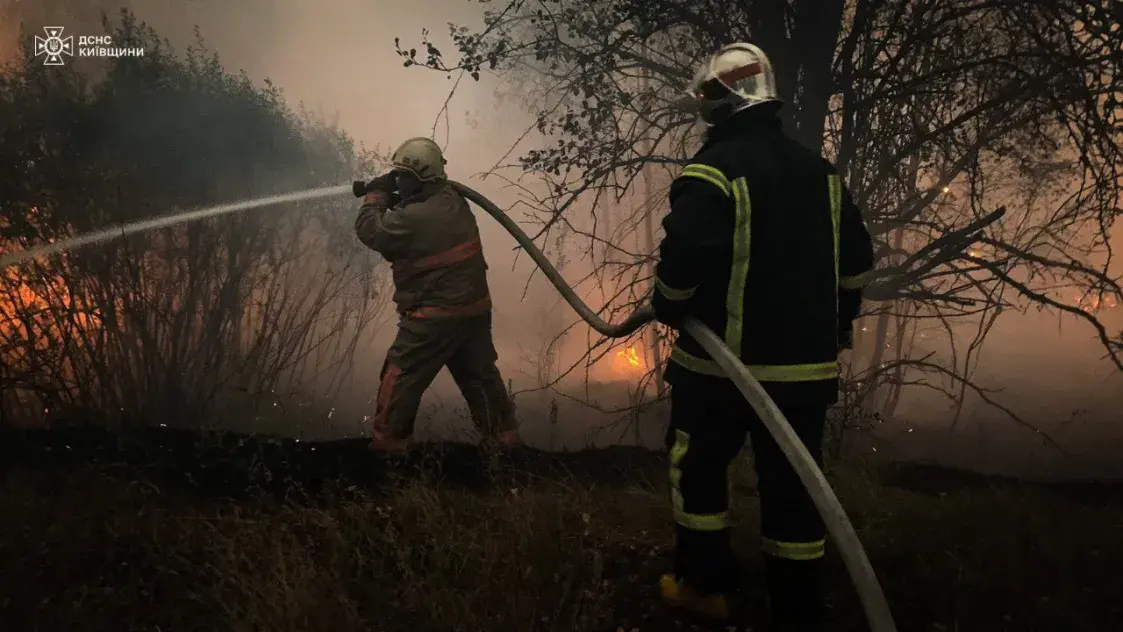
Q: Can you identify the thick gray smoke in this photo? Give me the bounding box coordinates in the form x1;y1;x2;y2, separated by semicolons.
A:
2;0;1120;477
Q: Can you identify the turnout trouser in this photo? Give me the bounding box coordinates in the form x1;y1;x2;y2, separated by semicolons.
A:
666;370;832;627
373;312;515;440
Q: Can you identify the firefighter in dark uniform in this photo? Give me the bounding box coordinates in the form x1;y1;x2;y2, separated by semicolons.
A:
355;137;522;452
651;43;876;630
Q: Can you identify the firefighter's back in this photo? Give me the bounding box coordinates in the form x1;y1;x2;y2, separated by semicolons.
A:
388;183;492;319
730;129;840;373
676;113;842;390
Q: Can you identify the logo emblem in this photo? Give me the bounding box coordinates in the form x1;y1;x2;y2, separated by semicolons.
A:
33;27;74;66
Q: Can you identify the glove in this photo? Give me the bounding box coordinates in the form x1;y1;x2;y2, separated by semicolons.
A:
352;172;397;198
367;172;397;194
358;172;399;209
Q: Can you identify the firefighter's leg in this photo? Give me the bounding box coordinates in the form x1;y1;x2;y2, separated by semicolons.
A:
444;313;517;442
748;388;830;630
660;374;746;620
371;320;462;448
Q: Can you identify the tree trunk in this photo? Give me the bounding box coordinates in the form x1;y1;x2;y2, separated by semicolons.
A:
748;0;846;153
641;161;664;397
639;38;665;398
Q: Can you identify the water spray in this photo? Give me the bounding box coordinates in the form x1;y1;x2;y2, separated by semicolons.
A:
0;185;352;269
1;179;897;631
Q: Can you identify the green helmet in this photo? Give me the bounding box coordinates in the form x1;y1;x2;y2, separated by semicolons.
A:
390;137;447;181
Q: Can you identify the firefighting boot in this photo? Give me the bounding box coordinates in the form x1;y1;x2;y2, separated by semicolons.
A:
658;574;733;620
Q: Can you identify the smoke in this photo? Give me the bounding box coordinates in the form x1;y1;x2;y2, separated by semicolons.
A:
2;0;1119;471
1;0;640;445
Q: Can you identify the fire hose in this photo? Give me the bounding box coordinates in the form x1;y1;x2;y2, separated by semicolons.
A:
0;176;895;630
352;179;898;631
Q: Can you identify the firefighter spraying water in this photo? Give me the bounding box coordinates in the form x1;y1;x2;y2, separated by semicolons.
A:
352;137;521;452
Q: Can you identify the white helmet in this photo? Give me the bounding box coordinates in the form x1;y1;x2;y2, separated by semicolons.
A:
686;42;781;125
390;137;447;181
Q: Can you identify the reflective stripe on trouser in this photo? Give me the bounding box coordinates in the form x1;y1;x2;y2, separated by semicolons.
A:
669;429;729;531
665;400;741;594
373;313;514;439
371;363;402;440
762;536;826;560
666;373;830;595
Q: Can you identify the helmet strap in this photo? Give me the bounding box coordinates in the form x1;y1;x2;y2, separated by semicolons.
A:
700;95;742;126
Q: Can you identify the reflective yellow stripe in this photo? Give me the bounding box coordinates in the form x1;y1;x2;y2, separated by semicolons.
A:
828;174;842;288
762;537;826;560
669;168;841;383
670;429;689;471
832;175;875;290
680;163;732;197
669;429;728;532
829;174;842;331
676;505;728;531
669;347;726;376
726;177;752;355
670;346;838;382
655;277;697;301
753;362;839;381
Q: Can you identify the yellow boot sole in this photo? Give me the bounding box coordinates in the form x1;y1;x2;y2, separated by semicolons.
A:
658;573;733;620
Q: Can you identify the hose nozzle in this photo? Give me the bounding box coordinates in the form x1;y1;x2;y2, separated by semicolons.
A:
351;180;369;198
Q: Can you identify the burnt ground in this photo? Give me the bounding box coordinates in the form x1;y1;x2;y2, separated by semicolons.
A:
1;425;1121;632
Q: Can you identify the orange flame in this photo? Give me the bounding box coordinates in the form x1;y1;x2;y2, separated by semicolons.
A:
617;346;643;369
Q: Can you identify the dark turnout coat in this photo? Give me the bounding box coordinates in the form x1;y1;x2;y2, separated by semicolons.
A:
354;180;513;441
355;181;492;320
651;106;876;396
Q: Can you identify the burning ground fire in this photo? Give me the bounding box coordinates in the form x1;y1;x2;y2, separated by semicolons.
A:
586;345;649;383
606;345;651;381
618;346;643;369
608;345;647;379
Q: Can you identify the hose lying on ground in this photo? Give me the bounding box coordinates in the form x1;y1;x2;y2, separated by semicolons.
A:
451;180;898;632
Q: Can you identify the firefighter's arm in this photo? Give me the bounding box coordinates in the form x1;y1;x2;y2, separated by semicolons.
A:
354;189;409;260
837;181;876;345
652;164;733;328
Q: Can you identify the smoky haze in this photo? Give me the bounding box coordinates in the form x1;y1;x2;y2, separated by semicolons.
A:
2;0;1120;478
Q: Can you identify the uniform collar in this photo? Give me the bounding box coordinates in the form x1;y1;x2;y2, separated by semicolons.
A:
704;103;784;144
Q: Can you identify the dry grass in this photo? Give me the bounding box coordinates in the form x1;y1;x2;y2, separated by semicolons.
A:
1;427;1121;631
